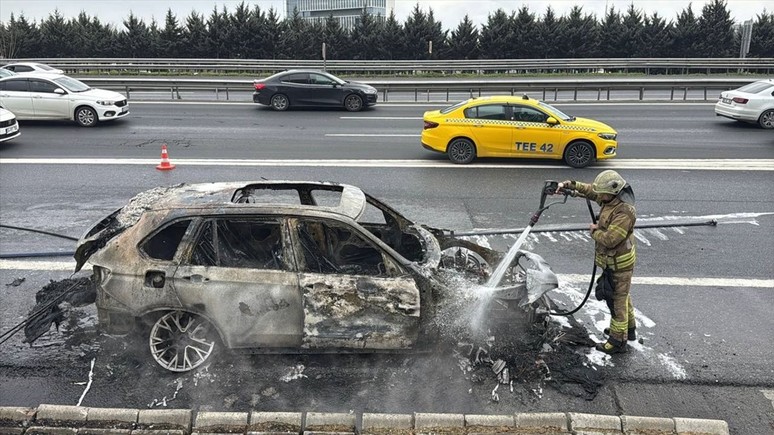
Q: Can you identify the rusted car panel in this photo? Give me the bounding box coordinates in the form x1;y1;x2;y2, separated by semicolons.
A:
76;181;559;371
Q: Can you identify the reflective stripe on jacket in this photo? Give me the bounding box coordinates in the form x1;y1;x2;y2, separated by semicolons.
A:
574;182;637;271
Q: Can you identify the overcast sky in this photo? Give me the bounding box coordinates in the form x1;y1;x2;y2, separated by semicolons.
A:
0;0;766;30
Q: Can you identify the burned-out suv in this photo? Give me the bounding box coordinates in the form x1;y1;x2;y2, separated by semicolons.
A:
75;181;558;372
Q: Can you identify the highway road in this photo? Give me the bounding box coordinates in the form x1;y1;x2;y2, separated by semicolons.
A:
0;102;772;433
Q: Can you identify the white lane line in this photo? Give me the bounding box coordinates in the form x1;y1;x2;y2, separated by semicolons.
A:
339;117;421;120
1;260;772;288
2;158;774;171
325;133;420;137
129;101;716;107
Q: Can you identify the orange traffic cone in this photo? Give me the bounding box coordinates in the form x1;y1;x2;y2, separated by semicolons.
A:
156;144;175;170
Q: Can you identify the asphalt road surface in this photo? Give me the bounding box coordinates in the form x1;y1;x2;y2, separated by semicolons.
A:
0;102;772;433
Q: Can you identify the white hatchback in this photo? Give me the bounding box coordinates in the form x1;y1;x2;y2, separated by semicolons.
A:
0;73;129;127
714;79;774;129
0;107;20;143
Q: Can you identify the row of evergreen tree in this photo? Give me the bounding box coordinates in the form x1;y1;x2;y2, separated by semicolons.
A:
1;0;772;60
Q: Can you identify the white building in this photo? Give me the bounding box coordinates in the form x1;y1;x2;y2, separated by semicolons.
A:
285;0;395;30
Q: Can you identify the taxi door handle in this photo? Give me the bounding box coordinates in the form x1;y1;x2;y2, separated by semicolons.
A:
473;123;484;127
514;126;526;129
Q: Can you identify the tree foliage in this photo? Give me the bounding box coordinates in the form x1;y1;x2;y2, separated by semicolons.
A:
0;1;769;60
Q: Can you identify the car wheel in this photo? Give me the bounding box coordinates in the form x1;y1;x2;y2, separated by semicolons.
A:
563;141;595;168
270;94;289;111
75;106;97;127
344;94;364;112
447;138;476;164
759;109;774;129
149;311;217;372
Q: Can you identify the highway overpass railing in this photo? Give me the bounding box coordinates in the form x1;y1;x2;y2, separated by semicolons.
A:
76;77;756;102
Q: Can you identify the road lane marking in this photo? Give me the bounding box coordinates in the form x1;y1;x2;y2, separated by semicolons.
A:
325;133;420;137
339;117;421;120
2;158;774;171
1;260;772;288
130;101;716;107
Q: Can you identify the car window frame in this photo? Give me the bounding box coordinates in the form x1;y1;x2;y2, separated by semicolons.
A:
137;217;198;263
28;78;61;94
0;78;30;92
280;73;310;85
511;104;551;123
463;104;511;121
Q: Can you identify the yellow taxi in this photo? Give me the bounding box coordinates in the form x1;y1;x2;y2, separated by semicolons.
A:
421;95;618;167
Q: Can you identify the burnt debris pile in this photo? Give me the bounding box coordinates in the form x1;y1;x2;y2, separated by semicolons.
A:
22;277;96;344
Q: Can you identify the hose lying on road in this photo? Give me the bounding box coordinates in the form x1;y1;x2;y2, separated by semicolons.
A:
0;224;79;259
448;219;718;237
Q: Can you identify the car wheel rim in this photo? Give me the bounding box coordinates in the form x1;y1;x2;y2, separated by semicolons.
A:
762;111;774;128
450;141;472;163
273;96;287;110
78;109;95;126
149;311;215;372
567;144;591;167
346;96;362;111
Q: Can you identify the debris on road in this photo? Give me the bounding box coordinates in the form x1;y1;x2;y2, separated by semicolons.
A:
5;277;25;287
23;277;96;344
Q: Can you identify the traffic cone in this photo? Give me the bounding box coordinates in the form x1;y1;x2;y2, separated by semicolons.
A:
156;144;175;170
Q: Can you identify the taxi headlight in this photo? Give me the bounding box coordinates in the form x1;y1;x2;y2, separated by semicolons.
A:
598;132;617;140
96;100;115;106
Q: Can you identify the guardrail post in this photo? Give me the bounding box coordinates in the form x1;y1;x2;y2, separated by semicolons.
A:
542;89;546;100
226;87;230;101
554;88;558;101
414;89;418;102
573;88;577;101
446;89;449;101
125;86;130;99
703;87;707;101
670;87;675;100
383;89;388;102
215;88;219;100
597;88;601;100
639;87;644;100
683;87;688;101
606;89;610;100
427;89;430;102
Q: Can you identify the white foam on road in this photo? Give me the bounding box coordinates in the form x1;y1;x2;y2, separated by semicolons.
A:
2;158;774;171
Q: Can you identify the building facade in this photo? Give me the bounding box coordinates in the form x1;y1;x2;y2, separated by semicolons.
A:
286;0;395;31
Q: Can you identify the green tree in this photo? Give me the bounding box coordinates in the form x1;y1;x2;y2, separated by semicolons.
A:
376;10;404;59
182;11;209;58
39;10;77;57
159;9;183;57
322;14;348;59
280;9;313;59
262;8;284;59
0;13;40;58
227;1;256;58
559;6;599;57
479;9;511;59
447;14;479;59
641;12;672;58
509;6;539;58
749;11;774;57
620;4;645;57
425;9;448;59
350;9;380;59
598;6;624;57
402;4;429;59
119;12;152;58
671;4;700;56
536;6;560;59
206;6;230;58
696;0;735;56
71;13;117;57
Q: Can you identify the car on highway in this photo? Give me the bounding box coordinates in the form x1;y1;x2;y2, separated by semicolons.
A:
0;68;17;78
714;79;774;129
1;62;64;75
253;70;377;111
74;181;558;372
421;95;619;168
0;106;20;143
0;73;129;127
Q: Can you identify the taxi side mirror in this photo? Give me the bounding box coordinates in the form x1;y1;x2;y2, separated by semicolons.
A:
546;116;559;125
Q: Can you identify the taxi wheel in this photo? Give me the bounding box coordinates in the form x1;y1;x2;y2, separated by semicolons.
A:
447;138;476;164
563;141;594;168
270;94;289;111
759;110;774;129
344;94;364;112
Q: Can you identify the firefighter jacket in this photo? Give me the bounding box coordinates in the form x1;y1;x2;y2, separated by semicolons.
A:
572;182;637;271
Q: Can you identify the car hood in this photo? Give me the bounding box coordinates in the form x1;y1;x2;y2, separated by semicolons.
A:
77;88;126;101
344;81;376;92
0;107;15;121
570;117;616;132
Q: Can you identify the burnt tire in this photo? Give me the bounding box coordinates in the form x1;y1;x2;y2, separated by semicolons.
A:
563;141;595;168
270;94;289;111
447;138;476;164
344;94;364;112
759;109;774;129
149;311;217;372
75;106;98;127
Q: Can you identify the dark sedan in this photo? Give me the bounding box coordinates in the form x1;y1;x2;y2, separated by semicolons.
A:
253;70;378;112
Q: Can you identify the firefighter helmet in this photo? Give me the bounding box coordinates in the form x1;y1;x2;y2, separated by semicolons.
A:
592;170;626;195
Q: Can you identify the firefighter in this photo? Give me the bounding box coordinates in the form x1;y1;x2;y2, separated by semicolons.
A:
558;170;637;354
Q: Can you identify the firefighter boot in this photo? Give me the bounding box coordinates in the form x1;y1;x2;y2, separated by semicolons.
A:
595;336;628;354
603;327;636;341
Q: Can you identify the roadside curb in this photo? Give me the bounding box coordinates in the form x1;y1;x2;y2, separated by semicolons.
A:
0;406;730;435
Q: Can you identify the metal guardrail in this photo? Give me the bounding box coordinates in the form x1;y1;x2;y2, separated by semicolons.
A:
12;57;774;74
77;77;755;102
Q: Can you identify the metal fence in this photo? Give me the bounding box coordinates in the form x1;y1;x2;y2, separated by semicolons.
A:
77;77;755;102
12;57;774;75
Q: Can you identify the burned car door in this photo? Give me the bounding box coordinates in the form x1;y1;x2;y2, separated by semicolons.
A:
172;217;303;349
291;217;420;350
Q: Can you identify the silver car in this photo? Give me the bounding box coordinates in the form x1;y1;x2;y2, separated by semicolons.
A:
0;73;129;127
75;181;558;372
715;79;774;129
1;62;65;75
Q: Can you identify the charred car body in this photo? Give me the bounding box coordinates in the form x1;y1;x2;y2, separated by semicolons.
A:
75;181;558;372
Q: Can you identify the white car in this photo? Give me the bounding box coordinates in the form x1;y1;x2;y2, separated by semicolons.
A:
715;79;774;129
1;62;64;75
0;73;129;127
0;107;20;143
